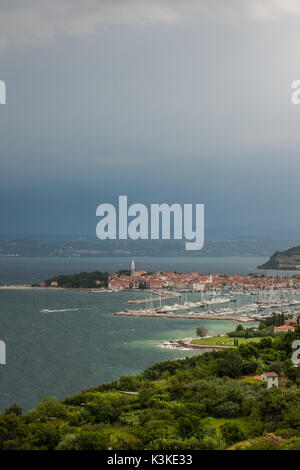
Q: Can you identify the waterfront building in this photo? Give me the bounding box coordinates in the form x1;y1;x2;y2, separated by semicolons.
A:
107;267;299;292
274;325;295;333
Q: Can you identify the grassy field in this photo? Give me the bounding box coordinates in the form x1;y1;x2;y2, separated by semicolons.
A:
191;336;261;347
201;416;250;434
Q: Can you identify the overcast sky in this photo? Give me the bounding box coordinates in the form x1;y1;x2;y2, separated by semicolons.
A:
0;0;300;238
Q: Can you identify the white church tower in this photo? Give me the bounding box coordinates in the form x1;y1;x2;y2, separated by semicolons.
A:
131;259;136;277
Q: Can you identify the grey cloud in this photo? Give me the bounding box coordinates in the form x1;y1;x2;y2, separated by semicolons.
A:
0;0;178;49
0;0;300;50
0;1;300;236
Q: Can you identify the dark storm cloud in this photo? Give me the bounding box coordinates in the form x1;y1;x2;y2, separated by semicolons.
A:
0;1;300;236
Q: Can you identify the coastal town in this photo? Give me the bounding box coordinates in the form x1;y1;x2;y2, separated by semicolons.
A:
108;261;300;324
2;259;300;325
108;259;300;292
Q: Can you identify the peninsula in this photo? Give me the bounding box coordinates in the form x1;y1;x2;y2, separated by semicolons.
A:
258;246;300;270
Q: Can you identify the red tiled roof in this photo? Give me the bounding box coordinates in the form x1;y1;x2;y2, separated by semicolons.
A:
275;325;295;331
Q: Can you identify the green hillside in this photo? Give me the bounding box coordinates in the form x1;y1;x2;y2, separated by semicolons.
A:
258;246;300;270
1;328;300;450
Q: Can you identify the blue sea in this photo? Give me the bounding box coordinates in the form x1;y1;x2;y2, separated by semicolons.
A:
0;256;267;412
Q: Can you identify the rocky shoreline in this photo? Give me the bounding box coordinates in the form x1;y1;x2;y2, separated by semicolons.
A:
161;337;231;351
258;245;300;270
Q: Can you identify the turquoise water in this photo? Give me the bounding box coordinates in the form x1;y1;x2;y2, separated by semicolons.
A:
0;256;266;412
0;289;241;412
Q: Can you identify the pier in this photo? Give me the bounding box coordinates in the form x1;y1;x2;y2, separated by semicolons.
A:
127;295;179;304
115;311;255;322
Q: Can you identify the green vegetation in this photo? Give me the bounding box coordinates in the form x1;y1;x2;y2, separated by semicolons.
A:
191;336;261;347
191;316;287;347
258;312;297;331
226;312;295;340
116;270;131;276
1;327;300;450
196;326;208;338
45;271;109;288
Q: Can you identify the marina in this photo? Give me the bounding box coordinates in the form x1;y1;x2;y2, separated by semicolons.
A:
115;311;255;322
126;291;180;304
114;285;300;323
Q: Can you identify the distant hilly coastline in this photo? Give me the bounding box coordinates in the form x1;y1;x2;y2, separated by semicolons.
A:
258;246;300;270
0;237;299;258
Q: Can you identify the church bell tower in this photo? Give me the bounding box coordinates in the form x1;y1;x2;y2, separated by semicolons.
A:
131;259;136;277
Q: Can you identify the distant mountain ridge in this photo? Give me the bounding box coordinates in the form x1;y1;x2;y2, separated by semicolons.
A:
258;245;300;270
0;237;299;258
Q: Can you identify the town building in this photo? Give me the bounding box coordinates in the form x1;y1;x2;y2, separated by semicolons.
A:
253;372;279;388
284;319;297;326
260;372;279;388
274;325;295;333
131;259;136;277
107;261;300;293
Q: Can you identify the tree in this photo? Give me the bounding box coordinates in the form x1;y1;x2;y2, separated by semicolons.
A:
259;337;274;349
196;327;208;338
215;401;240;418
75;430;108;450
28;422;61;450
35;397;67;419
218;351;243;378
58;430;109;450
0;414;28;450
259;388;287;423
5;404;22;416
221;422;245;445
238;342;259;359
242;358;258;375
178;416;203;439
236;325;244;332
268;361;282;375
86;398;121;424
282;405;300;429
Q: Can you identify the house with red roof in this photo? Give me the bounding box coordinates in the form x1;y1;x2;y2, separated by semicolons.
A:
252;372;278;388
274;325;295;333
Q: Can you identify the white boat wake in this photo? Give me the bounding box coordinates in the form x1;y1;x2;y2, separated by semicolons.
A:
40;308;80;313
